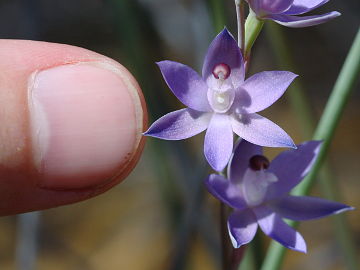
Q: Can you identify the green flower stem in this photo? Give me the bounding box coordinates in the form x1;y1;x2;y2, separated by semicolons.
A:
244;10;264;60
235;0;245;51
239;245;256;270
318;169;360;270
296;27;360;196
261;27;360;270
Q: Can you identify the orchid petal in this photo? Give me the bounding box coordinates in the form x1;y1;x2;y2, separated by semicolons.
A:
254;206;307;253
266;12;340;28
228;139;262;184
266;141;321;199
240;71;297;113
284;0;330;15
269;195;354;221
157;61;211;112
231;113;295;149
202;29;244;88
204;113;233;171
205;174;247;210
144;109;211;140
249;0;294;15
228;209;258;248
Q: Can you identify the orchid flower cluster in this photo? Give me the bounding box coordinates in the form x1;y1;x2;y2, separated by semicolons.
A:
145;0;352;257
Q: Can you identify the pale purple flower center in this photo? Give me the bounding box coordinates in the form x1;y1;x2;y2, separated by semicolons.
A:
242;155;278;206
207;63;235;113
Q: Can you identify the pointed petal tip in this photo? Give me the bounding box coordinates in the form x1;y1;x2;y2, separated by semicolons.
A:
336;206;355;214
227;210;258;248
217;27;235;41
142;130;160;139
142;130;157;138
297;246;307;254
142;129;152;137
280;139;297;149
284;240;307;253
155;60;165;65
291;72;299;80
286;137;297;149
220;26;230;34
156;60;167;70
285;235;307;253
156;60;175;68
142;126;160;137
228;229;242;249
209;161;227;172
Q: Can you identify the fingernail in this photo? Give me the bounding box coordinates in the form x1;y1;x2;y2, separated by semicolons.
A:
28;62;143;189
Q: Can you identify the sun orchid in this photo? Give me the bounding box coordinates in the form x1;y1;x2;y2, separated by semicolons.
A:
246;0;341;28
205;140;353;252
145;29;297;171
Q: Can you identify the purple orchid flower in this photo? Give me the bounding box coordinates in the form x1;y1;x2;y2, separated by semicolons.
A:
144;29;297;171
246;0;341;27
205;140;353;252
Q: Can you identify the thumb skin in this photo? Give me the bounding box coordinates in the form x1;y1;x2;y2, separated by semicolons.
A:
0;40;147;216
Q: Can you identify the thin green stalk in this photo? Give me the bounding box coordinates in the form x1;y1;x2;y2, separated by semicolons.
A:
295;27;360;195
235;0;245;51
244;10;264;60
251;234;264;269
261;27;360;270
318;169;359;270
238;243;256;270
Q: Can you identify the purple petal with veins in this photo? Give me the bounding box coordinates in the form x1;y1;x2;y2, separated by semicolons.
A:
253;206;307;253
231;113;296;149
266;11;341;28
204;114;233;171
284;0;330;15
266;140;321;199
144;108;211;140
249;0;294;15
240;71;297;113
157;61;211;112
241;71;298;113
268;195;354;221
247;0;340;27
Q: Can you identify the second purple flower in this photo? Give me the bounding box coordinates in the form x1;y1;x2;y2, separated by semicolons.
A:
145;29;297;171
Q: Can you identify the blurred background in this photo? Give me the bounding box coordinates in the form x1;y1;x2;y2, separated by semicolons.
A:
0;0;359;269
